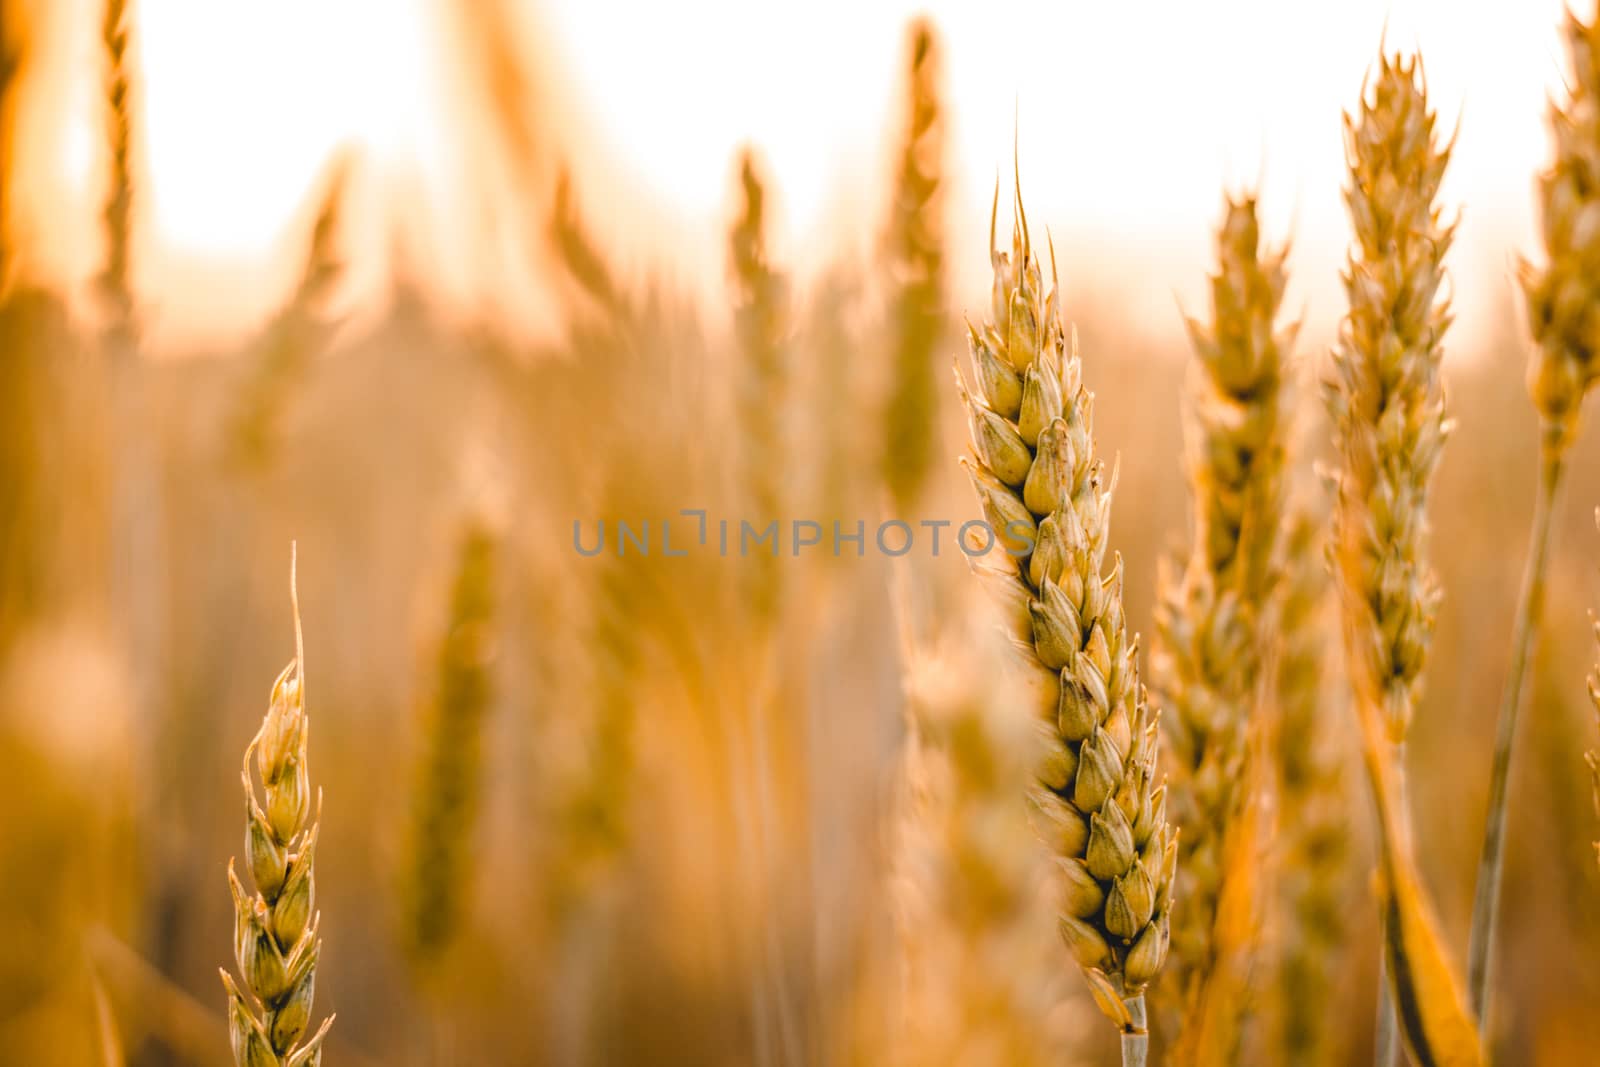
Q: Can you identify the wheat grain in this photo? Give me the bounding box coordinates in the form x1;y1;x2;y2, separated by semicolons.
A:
401;519;498;968
1152;195;1292;1063
957;184;1174;1064
1328;51;1482;1067
221;548;333;1067
1469;2;1600;1018
881;18;945;516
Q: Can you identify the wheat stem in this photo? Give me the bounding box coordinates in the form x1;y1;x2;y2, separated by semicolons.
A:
1466;447;1565;1022
1121;992;1149;1067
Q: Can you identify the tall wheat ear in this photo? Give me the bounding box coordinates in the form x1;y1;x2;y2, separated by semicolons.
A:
1470;1;1600;1021
1153;194;1293;1067
221;547;333;1067
955;181;1174;1067
1326;49;1483;1067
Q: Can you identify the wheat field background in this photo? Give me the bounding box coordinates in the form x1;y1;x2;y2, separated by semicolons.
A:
2;2;1599;1065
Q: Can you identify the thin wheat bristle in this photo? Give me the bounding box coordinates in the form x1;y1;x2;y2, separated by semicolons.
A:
1152;195;1293;1059
956;183;1174;1056
222;549;334;1067
882;18;946;515
401;519;498;968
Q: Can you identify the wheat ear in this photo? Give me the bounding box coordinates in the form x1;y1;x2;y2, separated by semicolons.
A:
731;149;788;624
402;520;497;967
957;183;1175;1064
229;161;348;468
1271;511;1348;1065
221;547;333;1067
1588;511;1600;874
1468;1;1600;1019
1328;50;1483;1067
881;18;945;515
1154;195;1292;1064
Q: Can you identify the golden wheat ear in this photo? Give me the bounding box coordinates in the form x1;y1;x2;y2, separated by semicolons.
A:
1151;193;1293;1066
881;17;946;516
954;180;1173;1066
1470;2;1600;1023
1328;49;1482;1067
401;519;498;970
224;546;332;1066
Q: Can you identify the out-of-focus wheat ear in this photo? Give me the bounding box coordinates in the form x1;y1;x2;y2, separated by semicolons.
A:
1470;2;1600;1021
1270;511;1349;1066
228;158;350;469
99;0;134;352
550;166;623;316
1329;49;1481;1066
548;478;644;918
1588;510;1600;873
953;179;1174;1066
729;148;789;625
223;546;333;1066
1152;194;1292;1066
0;2;17;282
401;519;498;971
881;17;946;516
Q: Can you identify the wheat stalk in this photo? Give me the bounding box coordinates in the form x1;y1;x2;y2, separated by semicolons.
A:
1153;195;1292;1064
401;519;498;968
956;183;1175;1065
881;18;945;516
221;547;333;1067
1327;50;1483;1067
1468;2;1600;1020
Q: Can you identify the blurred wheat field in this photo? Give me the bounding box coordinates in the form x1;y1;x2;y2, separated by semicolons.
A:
4;2;1600;1066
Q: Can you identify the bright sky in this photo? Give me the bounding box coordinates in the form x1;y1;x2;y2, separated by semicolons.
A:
16;0;1579;351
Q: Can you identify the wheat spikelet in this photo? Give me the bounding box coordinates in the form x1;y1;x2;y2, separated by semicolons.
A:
881;18;945;515
1271;511;1348;1065
1328;51;1482;1067
956;184;1175;1060
1152;196;1292;1060
730;149;788;623
401;519;498;968
221;549;333;1067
